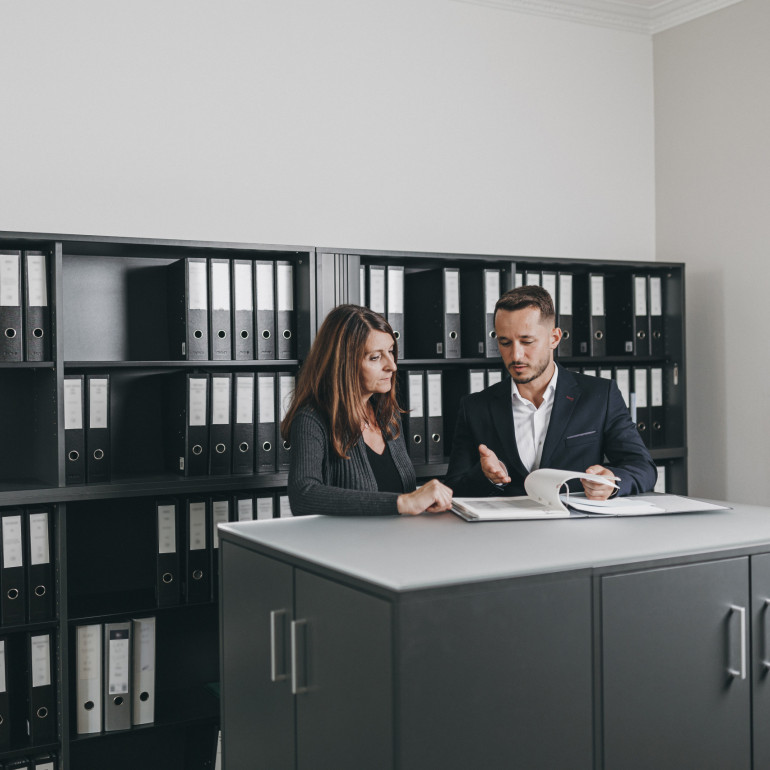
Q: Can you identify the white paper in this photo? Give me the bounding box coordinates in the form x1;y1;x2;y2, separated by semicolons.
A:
634;276;648;316
444;270;460;314
28;511;50;566
0;253;20;306
233;262;253;311
558;274;573;316
189;502;206;550
188;377;207;427
369;266;386;313
561;494;663;515
89;377;109;429
277;263;294;311
387;266;404;315
236;375;254;424
187;260;208;311
256;263;274;310
211;261;230;311
2;514;23;568
590;275;605;316
485;270;500;315
258;376;275;422
64;377;83;430
26;252;48;307
408;374;424;418
427;373;442;417
157;505;177;554
211;376;230;425
238;497;255;521
31;634;52;688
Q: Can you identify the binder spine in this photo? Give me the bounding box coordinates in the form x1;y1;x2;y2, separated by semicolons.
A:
232;373;256;475
209;373;233;475
26;507;54;623
185;499;211;604
64;374;86;485
156;500;181;607
254;261;276;360
131;617;156;726
22;250;51;362
103;622;131;731
0;250;23;362
386;265;405;357
232;260;255;360
0;638;9;748
0;509;26;625
276;261;296;360
167;258;209;361
425;371;444;464
76;624;102;734
276;373;295;471
209;258;233;360
28;631;56;743
557;272;573;357
256;373;276;472
85;374;111;484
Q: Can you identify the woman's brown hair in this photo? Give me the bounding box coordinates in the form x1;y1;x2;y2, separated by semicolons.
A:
280;304;401;458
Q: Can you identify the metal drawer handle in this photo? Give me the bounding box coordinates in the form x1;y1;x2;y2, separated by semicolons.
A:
291;619;309;695
728;604;747;679
270;609;288;682
762;599;770;672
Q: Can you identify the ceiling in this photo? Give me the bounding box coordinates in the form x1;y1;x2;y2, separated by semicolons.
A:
454;0;747;34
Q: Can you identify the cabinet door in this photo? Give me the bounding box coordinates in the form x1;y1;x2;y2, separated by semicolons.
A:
752;552;770;767
220;543;295;770
294;569;393;770
602;558;750;770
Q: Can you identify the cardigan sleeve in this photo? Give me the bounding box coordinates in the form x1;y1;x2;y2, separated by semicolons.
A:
287;409;403;516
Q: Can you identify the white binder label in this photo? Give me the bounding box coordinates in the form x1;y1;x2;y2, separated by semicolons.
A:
615;369;631;408
558;274;573;316
599;369;613;380
634;369;648;408
89;378;109;429
279;495;292;517
258;376;275;422
408;374;424;418
189;502;207;550
590;275;605;316
651;367;663;407
634;276;648;316
279;375;295;421
387;267;404;314
514;272;523;288
469;371;485;393
157;505;177;554
26;252;48;307
277;263;294;311
444;270;460;314
485;270;500;315
137;618;156;673
256;263;274;310
28;511;51;566
369;267;386;313
107;629;129;694
187;261;208;311
188;377;207;427
256;497;274;520
541;274;557;307
237;497;255;521
649;276;662;316
427;374;442;417
236;376;254;424
64;378;83;430
654;465;667;494
212;500;229;549
212;376;231;425
524;272;540;287
77;625;101;680
0;253;20;306
2;514;23;568
211;261;231;311
31;634;51;688
0;640;5;693
487;370;502;386
233;262;253;311
359;266;366;303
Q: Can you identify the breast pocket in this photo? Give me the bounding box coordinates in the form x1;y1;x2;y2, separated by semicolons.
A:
564;430;599;447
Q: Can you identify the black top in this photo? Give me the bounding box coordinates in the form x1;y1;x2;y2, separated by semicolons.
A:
365;442;405;494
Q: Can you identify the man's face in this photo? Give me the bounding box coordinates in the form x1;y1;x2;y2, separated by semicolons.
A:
494;306;561;387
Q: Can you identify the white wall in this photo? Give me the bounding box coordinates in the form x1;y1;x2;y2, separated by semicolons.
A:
0;0;654;259
655;0;770;502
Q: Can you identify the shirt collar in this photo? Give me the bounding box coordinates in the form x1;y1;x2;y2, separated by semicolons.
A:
510;362;559;407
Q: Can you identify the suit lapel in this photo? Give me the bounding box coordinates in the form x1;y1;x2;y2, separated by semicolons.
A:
540;365;581;469
487;379;529;479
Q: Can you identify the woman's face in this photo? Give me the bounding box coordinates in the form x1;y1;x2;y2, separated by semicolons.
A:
360;330;397;399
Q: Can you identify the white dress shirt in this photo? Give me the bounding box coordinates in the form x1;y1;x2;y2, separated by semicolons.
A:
511;365;559;472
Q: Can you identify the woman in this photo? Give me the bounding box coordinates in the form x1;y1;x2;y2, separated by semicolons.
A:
281;304;453;516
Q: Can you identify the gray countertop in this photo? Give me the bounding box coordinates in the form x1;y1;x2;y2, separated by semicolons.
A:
219;502;770;592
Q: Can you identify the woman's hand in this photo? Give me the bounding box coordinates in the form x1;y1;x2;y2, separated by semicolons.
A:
397;479;453;516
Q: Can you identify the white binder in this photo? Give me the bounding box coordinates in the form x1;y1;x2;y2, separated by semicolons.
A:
132;617;156;726
76;624;103;734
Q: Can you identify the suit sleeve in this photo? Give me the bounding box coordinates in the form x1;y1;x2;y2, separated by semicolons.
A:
601;380;658;495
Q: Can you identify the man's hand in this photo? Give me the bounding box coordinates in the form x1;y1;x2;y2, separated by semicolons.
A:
479;444;511;486
582;465;619;500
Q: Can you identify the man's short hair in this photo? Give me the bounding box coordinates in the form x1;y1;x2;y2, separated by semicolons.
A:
494;285;555;323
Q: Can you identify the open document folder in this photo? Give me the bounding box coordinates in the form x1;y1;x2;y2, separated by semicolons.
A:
451;468;730;521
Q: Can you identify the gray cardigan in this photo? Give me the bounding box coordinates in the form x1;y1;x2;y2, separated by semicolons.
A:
287;407;417;516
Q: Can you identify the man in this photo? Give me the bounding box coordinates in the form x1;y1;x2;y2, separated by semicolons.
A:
444;285;657;499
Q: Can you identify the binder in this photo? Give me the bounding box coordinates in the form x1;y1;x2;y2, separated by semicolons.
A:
103;622;131;732
31;756;57;770
0;638;9;748
25;507;54;623
167;373;209;477
0;249;22;361
75;624;102;734
232;373;255;475
633;274;651;356
486;369;503;387
404;268;461;358
209;258;232;360
28;632;56;743
235;494;254;522
633;367;651;446
131;617;156;726
276;261;296;360
401;370;426;465
156;499;180;607
209;373;232;475
599;368;613;380
425;371;444;464
650;366;665;448
255;494;275;520
232;259;255;360
386;265;405;356
278;495;292;518
575;273;606;356
541;271;557;311
22;250;50;362
359;265;366;304
366;265;386;314
254;261;276;360
649;275;664;356
63;374;86;485
7;760;31;770
468;369;486;394
1;509;26;626
256;373;276;472
460;268;500;358
185;499;211;604
210;495;230;599
524;270;540;287
582;368;597;377
276;374;295;471
654;464;667;493
167;257;209;360
614;367;631;411
606;274;649;356
557;272;574;357
85;374;111;484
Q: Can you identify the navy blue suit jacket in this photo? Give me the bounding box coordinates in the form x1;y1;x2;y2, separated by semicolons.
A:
444;364;657;497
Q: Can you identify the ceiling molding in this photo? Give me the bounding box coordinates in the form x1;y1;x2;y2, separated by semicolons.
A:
451;0;747;35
